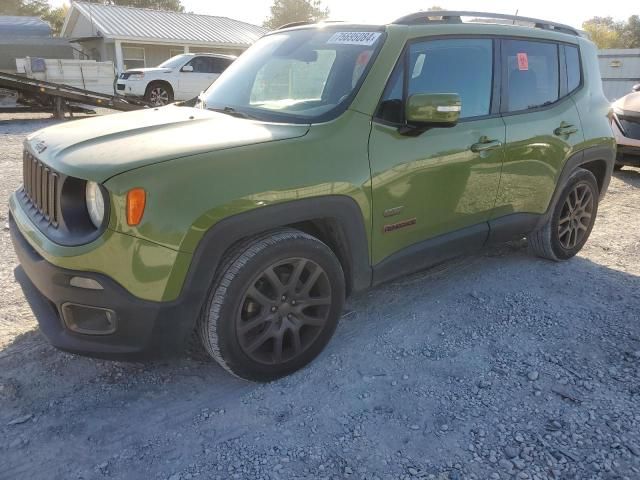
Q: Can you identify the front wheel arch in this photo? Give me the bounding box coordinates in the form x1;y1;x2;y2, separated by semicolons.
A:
172;196;372;337
198;228;346;381
144;81;174;105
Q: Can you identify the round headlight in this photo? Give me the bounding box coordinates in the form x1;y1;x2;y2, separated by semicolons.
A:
85;181;105;228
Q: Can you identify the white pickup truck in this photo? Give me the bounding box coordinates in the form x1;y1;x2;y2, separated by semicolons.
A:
116;53;236;106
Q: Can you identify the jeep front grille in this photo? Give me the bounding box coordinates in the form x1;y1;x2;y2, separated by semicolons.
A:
22;150;59;227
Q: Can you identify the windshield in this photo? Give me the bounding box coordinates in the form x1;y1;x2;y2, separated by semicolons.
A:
200;28;385;123
158;55;189;69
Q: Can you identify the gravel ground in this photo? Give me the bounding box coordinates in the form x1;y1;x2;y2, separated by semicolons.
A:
1;112;640;480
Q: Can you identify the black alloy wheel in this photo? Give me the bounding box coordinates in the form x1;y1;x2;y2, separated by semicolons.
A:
236;257;332;365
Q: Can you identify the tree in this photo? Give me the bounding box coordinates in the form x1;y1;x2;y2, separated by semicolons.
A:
43;5;69;36
82;0;184;12
0;0;66;34
263;0;329;30
582;15;640;49
420;6;445;20
0;0;49;16
582;17;624;49
620;15;640;48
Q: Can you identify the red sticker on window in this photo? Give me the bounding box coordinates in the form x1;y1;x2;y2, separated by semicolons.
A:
517;52;529;71
356;50;373;66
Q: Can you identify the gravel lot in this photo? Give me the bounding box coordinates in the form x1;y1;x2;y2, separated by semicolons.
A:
1;112;640;480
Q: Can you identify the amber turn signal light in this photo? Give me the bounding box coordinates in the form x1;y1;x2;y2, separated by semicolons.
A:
126;188;146;226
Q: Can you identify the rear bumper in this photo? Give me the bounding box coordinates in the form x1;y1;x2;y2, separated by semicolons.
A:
10;214;196;359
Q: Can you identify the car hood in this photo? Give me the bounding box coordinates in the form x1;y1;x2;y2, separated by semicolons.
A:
613;92;640;117
124;67;172;74
25;106;310;182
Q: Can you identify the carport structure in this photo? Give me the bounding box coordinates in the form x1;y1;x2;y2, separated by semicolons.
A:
61;1;267;73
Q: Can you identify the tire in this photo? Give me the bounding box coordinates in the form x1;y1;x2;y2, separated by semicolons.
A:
528;168;599;261
198;229;345;382
144;81;173;106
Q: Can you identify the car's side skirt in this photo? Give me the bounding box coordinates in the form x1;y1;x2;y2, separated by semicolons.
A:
371;223;489;286
371;212;547;287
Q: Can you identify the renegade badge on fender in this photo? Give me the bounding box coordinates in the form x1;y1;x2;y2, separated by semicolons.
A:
10;12;616;382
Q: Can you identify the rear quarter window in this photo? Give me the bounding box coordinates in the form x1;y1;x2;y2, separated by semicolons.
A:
565;45;581;93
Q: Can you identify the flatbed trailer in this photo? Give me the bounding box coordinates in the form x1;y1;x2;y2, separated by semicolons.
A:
0;71;149;118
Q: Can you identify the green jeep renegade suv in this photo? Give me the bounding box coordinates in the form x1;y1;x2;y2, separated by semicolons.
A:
10;12;615;381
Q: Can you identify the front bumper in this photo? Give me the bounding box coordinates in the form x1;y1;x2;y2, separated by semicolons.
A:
115;81;146;97
616;146;640;166
10;215;197;359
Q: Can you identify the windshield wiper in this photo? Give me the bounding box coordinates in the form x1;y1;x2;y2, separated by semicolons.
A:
208;106;256;120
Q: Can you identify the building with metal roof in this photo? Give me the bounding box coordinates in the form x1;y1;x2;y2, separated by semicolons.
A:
61;1;267;72
598;49;640;101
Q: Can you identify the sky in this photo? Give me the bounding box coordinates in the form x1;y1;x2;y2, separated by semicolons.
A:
48;0;636;29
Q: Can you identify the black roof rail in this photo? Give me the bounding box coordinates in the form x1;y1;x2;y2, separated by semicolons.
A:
392;11;580;37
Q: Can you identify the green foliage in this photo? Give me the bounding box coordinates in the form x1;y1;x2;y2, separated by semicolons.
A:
0;0;66;34
583;16;640;49
42;5;68;35
582;17;624;49
263;0;329;30
621;15;640;49
0;0;49;16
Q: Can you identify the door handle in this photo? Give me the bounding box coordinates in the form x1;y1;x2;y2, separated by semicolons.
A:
554;122;578;136
470;136;502;153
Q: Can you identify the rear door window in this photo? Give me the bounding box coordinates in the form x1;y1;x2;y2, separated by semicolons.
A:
502;40;559;112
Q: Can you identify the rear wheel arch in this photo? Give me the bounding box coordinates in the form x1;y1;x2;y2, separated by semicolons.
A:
562;146;614;198
539;146;614;227
529;167;599;261
579;158;608;193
